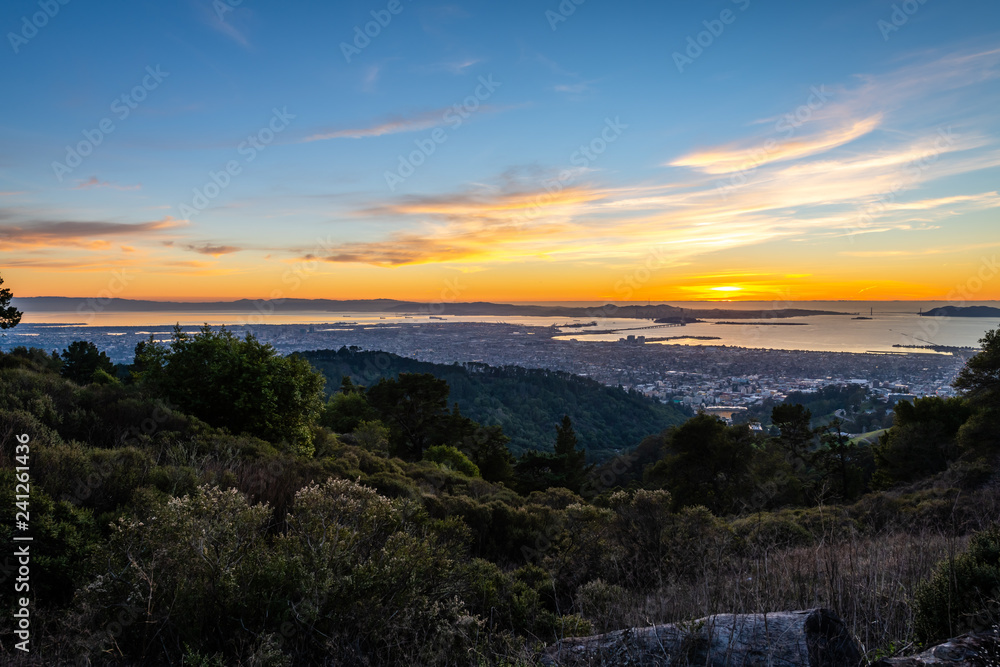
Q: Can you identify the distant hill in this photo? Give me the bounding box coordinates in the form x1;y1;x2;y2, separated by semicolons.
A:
12;296;844;320
921;305;1000;318
298;347;690;460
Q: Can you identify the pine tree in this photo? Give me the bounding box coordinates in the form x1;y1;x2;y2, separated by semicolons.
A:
0;273;22;330
554;415;588;494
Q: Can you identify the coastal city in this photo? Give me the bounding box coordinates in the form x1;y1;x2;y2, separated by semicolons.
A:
1;319;969;414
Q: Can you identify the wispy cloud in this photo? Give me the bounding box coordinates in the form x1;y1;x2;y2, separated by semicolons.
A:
183;243;243;256
301;104;511;142
0;216;183;249
301;109;450;142
417;58;482;75
73;176;141;191
671;115;883;174
313;50;1000;269
198;0;252;47
362;65;381;93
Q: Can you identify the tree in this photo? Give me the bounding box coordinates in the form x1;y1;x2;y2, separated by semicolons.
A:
954;327;1000;407
554;415;588;494
813;418;873;501
366;373;452;460
321;390;378;433
952;328;1000;462
0;273;23;330
770;404;814;466
872;396;971;487
460;424;514;484
132;325;325;452
645;413;756;515
59;340;115;384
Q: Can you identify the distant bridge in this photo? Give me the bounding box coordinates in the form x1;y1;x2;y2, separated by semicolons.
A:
578;322;687;335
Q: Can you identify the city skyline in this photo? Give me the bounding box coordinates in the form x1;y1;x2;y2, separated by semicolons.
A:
1;1;999;302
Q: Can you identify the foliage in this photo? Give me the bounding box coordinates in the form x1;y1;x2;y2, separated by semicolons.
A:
813;419;874;502
914;525;1000;642
554;415;588;494
366;372;453;460
954;327;1000;407
2;345;1000;665
352;419;391;454
132;326;325;453
644;413;757;515
320;388;378;433
771;403;815;467
300;347;689;459
873;397;972;488
426;444;481;477
0;273;22;330
59;340;115;385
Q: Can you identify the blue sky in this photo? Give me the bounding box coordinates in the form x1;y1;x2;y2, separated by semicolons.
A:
1;0;999;301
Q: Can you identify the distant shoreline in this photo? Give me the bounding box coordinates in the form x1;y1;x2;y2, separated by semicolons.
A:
11;296;847;321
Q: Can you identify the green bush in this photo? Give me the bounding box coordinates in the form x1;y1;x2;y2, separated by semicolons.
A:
575;579;628;632
914;526;1000;642
425;444;481;477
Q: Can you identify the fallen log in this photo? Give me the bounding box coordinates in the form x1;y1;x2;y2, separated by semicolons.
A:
872;627;1000;666
540;608;861;666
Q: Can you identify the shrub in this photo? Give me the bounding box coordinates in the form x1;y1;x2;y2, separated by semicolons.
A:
914;525;1000;642
426;444;481;477
731;512;814;551
575;579;629;632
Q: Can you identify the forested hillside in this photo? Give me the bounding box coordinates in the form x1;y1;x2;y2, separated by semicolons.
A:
299;347;690;460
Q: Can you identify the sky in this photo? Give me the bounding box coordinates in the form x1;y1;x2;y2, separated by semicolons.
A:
1;0;999;303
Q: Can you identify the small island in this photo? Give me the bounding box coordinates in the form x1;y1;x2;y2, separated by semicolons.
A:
921;305;1000;318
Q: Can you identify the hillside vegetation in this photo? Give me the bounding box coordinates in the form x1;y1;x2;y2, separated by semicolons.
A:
299;346;690;460
0;325;998;665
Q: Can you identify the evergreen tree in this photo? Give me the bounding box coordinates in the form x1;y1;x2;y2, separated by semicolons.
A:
131;325;325;452
644;413;755;515
954;327;1000;407
59;340;115;385
0;273;22;330
554;415;588;494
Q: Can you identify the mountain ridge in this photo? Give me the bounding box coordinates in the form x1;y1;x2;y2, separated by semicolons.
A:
12;296;846;320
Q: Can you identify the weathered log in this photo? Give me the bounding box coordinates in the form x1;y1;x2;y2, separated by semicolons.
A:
872;627;1000;666
540;608;861;666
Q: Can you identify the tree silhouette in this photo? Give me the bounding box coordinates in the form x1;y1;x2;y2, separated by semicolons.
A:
0;273;23;330
554;415;588;494
954;327;1000;407
59;340;114;384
